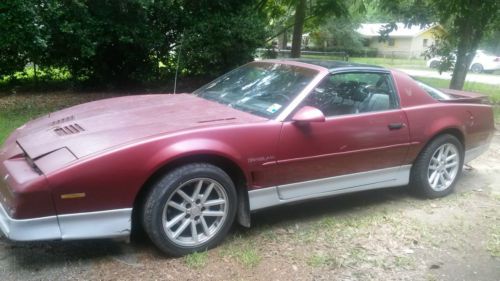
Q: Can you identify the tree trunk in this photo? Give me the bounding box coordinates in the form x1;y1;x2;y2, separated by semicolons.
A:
281;29;287;50
449;62;468;90
290;0;306;58
448;10;484;90
449;46;469;90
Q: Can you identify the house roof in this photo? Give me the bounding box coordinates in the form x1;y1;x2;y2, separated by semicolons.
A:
356;23;438;38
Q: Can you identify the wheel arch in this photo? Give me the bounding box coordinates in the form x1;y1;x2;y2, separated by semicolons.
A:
132;153;251;236
431;127;465;147
413;126;465;165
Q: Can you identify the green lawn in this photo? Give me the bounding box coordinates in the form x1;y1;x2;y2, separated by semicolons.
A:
302;55;428;69
0;92;115;143
350;57;427;69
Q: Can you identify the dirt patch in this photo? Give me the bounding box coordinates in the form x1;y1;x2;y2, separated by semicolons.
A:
1;134;499;281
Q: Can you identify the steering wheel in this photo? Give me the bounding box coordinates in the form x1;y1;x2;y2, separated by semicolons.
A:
273;93;291;103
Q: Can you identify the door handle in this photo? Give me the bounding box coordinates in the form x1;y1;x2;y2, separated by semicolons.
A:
388;123;404;130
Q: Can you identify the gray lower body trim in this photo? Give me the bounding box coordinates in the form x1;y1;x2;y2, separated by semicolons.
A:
0;203;61;241
58;208;132;240
0;203;131;241
464;143;490;163
249;165;412;211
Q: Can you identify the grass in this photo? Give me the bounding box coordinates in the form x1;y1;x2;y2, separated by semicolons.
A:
302;55;428;69
184;251;208;269
0;92;116;143
307;253;335;268
218;237;262;268
351;57;427;69
487;226;500;257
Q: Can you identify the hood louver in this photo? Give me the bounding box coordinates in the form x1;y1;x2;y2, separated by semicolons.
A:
54;124;85;136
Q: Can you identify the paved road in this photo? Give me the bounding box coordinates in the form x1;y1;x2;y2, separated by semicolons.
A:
396;68;500;85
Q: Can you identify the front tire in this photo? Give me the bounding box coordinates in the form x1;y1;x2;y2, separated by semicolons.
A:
410;134;464;198
143;163;237;256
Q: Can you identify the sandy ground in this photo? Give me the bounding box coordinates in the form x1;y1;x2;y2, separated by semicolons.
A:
1;133;499;281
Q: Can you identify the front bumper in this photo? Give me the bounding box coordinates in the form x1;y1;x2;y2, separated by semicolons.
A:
0;200;61;241
0;200;133;241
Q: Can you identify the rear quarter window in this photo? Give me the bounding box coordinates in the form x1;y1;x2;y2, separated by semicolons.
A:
415;81;452;100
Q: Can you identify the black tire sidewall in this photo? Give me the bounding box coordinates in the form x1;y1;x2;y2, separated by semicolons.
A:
143;163;237;256
411;134;464;198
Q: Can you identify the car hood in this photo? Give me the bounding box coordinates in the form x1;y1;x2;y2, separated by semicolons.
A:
15;93;266;159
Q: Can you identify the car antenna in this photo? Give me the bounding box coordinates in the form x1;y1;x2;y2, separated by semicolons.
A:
173;32;184;94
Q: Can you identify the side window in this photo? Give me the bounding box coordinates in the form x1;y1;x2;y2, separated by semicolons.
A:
304;72;398;117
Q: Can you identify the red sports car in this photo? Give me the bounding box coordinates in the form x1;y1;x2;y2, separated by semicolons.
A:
0;59;494;256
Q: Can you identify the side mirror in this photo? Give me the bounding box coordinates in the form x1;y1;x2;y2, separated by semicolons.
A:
292;106;325;123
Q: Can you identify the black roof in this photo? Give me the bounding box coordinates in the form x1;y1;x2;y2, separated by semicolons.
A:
285;58;385;72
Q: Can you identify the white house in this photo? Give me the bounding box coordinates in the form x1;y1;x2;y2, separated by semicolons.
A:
356;23;444;58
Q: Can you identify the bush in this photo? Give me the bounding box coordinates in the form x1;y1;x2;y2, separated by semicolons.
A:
0;0;268;87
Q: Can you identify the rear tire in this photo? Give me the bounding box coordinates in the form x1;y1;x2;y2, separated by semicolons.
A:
429;61;440;69
142;163;237;256
470;63;484;73
410;134;464;198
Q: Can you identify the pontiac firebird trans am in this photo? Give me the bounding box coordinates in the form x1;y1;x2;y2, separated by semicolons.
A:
0;59;494;256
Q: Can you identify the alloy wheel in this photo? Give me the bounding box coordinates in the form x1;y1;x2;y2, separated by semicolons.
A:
427;143;460;191
162;178;228;247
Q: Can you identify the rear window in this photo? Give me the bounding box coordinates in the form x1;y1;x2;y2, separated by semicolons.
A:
415;81;452;100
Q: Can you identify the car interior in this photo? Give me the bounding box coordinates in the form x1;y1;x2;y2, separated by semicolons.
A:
305;72;396;117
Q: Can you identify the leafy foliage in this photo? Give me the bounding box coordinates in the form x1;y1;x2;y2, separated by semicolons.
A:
0;0;267;86
309;12;364;51
0;1;48;76
179;1;268;75
378;0;500;90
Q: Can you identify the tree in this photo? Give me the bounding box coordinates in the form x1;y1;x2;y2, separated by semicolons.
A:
40;0;183;85
290;0;350;57
0;0;48;77
309;9;367;51
290;0;307;57
0;0;269;86
260;0;351;58
379;0;500;90
177;0;268;75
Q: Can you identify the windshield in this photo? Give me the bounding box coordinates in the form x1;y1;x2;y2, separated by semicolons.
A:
415;81;452;100
194;62;318;118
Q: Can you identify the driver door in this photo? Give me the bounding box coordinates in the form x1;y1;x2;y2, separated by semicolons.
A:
275;71;410;200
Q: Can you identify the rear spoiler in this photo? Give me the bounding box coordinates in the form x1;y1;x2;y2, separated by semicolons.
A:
439;88;490;104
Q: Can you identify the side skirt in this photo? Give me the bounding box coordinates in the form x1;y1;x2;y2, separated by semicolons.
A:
58;208;132;240
249;165;412;211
